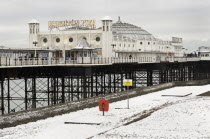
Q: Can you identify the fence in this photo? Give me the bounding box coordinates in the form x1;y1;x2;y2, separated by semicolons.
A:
0;56;202;67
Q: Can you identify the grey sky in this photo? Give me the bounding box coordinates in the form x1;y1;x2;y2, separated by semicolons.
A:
0;0;210;52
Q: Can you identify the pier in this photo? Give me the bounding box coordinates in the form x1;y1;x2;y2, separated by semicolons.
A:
1;59;210;115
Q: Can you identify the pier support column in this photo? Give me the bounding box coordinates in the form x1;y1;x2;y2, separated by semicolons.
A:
83;76;87;98
7;78;10;114
32;77;36;109
147;70;153;86
61;77;65;103
25;78;28;110
1;80;4;115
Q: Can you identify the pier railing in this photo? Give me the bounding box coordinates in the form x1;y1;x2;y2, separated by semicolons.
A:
0;56;201;67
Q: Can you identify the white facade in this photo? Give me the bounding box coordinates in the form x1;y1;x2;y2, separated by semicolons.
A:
199;46;210;60
28;16;184;59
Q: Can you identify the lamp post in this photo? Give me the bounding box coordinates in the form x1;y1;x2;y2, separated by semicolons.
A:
111;44;116;48
33;41;38;58
182;48;188;57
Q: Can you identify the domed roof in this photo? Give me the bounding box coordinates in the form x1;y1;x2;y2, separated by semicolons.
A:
28;19;39;24
101;16;113;21
112;17;155;40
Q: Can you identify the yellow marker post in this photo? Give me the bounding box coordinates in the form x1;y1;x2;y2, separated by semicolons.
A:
123;79;133;86
123;79;132;109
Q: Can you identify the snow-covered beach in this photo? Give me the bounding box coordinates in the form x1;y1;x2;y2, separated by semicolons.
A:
1;85;210;139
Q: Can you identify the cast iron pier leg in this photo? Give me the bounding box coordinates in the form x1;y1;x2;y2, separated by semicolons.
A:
1;80;4;115
7;77;10;113
32;77;36;108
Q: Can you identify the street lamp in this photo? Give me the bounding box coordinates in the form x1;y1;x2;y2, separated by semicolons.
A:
111;44;116;48
33;41;38;58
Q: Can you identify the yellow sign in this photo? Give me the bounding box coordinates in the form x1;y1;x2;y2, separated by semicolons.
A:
123;79;133;86
48;20;96;30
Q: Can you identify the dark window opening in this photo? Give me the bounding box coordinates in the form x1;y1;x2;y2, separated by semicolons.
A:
96;37;100;42
43;38;48;43
56;38;60;43
69;37;73;42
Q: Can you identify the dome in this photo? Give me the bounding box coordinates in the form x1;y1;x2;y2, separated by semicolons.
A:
101;16;113;21
28;19;39;24
112;17;155;40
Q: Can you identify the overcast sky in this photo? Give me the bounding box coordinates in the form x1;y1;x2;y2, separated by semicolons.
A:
0;0;210;52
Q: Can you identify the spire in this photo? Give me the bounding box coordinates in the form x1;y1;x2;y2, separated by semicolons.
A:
117;16;122;23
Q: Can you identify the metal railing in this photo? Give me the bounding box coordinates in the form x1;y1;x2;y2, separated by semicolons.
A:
0;56;202;67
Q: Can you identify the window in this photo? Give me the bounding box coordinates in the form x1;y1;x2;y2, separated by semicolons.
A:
43;38;48;43
148;42;150;45
140;42;143;45
56;38;60;43
96;37;100;42
84;52;88;57
69;37;73;42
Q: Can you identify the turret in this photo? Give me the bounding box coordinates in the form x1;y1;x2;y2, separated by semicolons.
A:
28;19;40;48
101;16;113;57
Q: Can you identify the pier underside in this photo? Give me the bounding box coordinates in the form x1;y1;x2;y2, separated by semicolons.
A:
1;61;210;115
